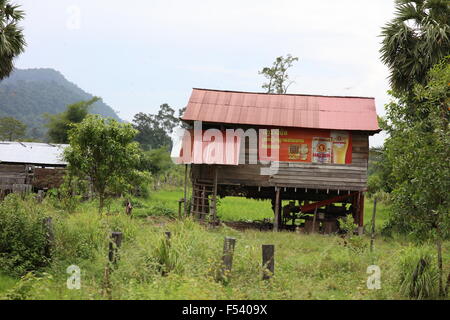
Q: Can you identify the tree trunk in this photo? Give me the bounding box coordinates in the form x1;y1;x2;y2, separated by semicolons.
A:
99;194;105;214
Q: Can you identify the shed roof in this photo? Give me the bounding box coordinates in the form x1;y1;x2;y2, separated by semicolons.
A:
181;88;380;132
0;141;68;166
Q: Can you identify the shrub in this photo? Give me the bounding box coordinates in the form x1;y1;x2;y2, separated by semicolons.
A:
397;246;439;299
0;194;48;276
149;202;176;218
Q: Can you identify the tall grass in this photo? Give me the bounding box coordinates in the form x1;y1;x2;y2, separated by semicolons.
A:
397;246;440;299
0;190;448;300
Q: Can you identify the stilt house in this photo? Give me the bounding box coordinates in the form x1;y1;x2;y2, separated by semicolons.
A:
174;88;380;233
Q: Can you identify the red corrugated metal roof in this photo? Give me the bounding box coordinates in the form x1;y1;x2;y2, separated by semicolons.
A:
181;88;380;132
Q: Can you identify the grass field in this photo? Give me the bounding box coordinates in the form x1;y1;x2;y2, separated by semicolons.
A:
0;190;447;300
144;189;390;229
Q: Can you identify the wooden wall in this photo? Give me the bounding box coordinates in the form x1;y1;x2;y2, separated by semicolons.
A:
269;133;368;191
0;164;29;191
0;164;66;192
191;132;369;192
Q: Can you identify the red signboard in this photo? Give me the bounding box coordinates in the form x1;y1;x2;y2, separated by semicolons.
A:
176;128;352;165
259;128;352;164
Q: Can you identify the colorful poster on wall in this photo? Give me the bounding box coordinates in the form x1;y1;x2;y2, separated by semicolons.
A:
258;128;352;164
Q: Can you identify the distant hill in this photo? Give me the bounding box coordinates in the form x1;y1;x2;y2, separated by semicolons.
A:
0;68;121;140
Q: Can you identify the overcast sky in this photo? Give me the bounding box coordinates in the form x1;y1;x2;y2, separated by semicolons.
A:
15;0;396;146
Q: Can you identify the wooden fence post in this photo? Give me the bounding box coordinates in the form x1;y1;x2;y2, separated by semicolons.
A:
37;190;44;203
178;199;184;219
221;237;236;280
43;217;54;259
165;231;171;247
109;232;123;264
370;198;377;252
262;244;275;280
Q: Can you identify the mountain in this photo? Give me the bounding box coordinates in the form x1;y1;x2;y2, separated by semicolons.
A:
0;68;121;140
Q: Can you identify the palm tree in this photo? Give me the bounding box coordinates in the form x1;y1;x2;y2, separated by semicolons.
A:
0;0;26;80
380;0;450;93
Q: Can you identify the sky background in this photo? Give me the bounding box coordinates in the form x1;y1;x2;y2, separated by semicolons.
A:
14;0;396;146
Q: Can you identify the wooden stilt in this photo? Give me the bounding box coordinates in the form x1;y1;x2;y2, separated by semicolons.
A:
183;164;188;216
212;166;218;224
358;192;365;235
273;187;280;232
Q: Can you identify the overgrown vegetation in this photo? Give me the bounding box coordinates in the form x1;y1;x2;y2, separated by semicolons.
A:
0;194;47;276
0;191;447;300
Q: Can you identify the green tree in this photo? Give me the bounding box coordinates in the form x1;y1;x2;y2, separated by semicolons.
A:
45;97;100;143
64;115;141;212
0;0;26;80
380;0;450;93
0;116;26;140
133;103;179;150
259;54;299;94
383;59;449;296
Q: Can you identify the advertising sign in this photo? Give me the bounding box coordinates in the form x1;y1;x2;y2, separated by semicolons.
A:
259;128;352;164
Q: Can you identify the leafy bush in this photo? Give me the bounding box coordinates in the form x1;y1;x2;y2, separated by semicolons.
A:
397;246;439;299
0;194;48;276
337;215;368;253
0;272;54;300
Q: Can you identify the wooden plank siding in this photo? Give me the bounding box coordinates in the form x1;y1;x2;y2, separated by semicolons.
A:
192;132;369;191
0;164;28;189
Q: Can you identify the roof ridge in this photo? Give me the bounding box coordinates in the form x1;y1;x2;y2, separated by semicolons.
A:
192;87;375;100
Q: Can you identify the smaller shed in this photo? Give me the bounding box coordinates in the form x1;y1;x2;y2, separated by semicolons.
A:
0;141;68;196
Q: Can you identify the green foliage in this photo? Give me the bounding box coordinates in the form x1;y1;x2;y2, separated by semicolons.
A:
0;190;447;300
0;194;47;276
149;202;177;218
367;174;382;198
52;209;107;261
368;146;394;194
380;0;450;93
140;147;173;174
0;68;121;141
338;215;368;254
64;115;142;212
383;58;450;241
133;103;180;150
0;116;26;141
397;246;440;299
259;54;299;94
139;147;184;190
45;97;100;143
154;236;182;275
0;0;26;80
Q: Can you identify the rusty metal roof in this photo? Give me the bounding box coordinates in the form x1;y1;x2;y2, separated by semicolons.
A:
181;88;380;132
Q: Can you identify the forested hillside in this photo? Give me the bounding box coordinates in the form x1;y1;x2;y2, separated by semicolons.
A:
0;68;121;140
